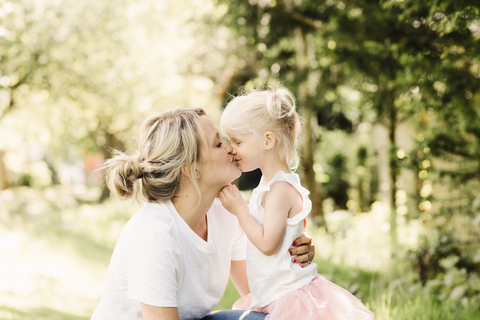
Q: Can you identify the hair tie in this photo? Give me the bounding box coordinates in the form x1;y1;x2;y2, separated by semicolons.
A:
148;160;166;165
133;156;144;179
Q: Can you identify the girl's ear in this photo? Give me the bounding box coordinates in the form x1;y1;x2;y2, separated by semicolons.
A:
264;131;277;150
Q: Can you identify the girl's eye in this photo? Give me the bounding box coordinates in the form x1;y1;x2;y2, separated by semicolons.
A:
216;142;223;147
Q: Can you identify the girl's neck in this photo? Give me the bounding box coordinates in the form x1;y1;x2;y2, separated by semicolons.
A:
259;156;292;186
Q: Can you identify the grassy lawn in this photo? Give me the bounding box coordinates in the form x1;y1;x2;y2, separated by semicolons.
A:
214;260;479;320
0;190;478;319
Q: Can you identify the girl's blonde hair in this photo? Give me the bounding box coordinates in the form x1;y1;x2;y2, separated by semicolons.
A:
220;85;301;169
103;107;207;203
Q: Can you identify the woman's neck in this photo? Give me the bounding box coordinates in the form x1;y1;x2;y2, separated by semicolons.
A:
172;181;218;240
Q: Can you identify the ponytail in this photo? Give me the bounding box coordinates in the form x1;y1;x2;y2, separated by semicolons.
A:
103;151;143;202
266;87;297;120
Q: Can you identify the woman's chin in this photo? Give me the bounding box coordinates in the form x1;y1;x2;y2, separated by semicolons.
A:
234;168;242;180
225;169;242;186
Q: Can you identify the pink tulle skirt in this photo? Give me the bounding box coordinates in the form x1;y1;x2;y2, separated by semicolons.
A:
234;275;375;320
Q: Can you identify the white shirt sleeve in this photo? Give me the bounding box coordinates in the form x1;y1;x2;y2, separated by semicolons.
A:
126;229;181;307
230;221;247;261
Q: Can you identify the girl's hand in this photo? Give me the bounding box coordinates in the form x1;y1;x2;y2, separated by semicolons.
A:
218;184;247;216
289;232;315;268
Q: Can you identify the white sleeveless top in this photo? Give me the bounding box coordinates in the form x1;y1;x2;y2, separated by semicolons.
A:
246;171;317;308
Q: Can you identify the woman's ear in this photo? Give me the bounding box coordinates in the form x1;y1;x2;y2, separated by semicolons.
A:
182;166;201;179
264;131;277;151
181;166;191;177
182;166;200;180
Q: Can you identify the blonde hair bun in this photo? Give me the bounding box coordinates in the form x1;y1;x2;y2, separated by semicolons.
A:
103;151;143;200
266;86;297;120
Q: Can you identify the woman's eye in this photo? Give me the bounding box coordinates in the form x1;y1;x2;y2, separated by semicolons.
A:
216;142;223;147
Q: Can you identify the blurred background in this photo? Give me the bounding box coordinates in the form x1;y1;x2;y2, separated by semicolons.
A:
0;0;479;319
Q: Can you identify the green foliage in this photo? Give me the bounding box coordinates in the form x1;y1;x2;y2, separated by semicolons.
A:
323;153;350;209
0;0;225;169
214;0;480;310
371;288;480;320
1;0;480;317
0;186;137;251
407;229;480;306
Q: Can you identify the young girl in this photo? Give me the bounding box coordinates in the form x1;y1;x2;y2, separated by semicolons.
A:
218;86;375;320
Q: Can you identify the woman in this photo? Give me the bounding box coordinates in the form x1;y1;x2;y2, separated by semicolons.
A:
91;107;314;320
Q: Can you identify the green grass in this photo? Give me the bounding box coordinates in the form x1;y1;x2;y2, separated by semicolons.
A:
371;289;480;320
213;258;480;320
213;278;242;311
2;189;479;319
0;306;89;320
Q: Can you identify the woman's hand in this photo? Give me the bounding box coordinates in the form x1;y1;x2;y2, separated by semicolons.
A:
289;231;315;268
218;184;247;216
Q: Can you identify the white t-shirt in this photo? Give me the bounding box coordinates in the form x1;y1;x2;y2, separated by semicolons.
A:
247;171;317;308
91;199;246;320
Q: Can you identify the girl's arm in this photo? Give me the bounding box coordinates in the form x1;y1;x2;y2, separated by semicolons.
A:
141;304;179;320
230;259;250;296
219;183;300;256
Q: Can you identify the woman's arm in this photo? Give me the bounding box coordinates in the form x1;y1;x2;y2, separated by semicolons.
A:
141;304;179;320
230;260;250;297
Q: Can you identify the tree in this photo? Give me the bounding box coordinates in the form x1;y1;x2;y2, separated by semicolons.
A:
214;0;334;227
0;0;223;200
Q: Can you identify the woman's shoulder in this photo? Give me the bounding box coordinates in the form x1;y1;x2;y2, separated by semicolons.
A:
124;202;178;236
129;204;185;252
114;202;182;259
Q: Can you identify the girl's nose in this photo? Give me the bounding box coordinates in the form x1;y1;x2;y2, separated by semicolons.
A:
226;142;235;155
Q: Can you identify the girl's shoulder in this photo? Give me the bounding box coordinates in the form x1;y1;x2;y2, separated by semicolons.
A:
266;177;303;207
261;171;312;220
254;171;304;204
258;171;309;195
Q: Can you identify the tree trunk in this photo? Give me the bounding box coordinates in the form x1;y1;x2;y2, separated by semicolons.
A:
358;176;365;212
295;29;326;229
301;106;326;227
356;146;368;212
388;107;399;257
98;131;124;203
0;151;9;190
369;154;379;206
